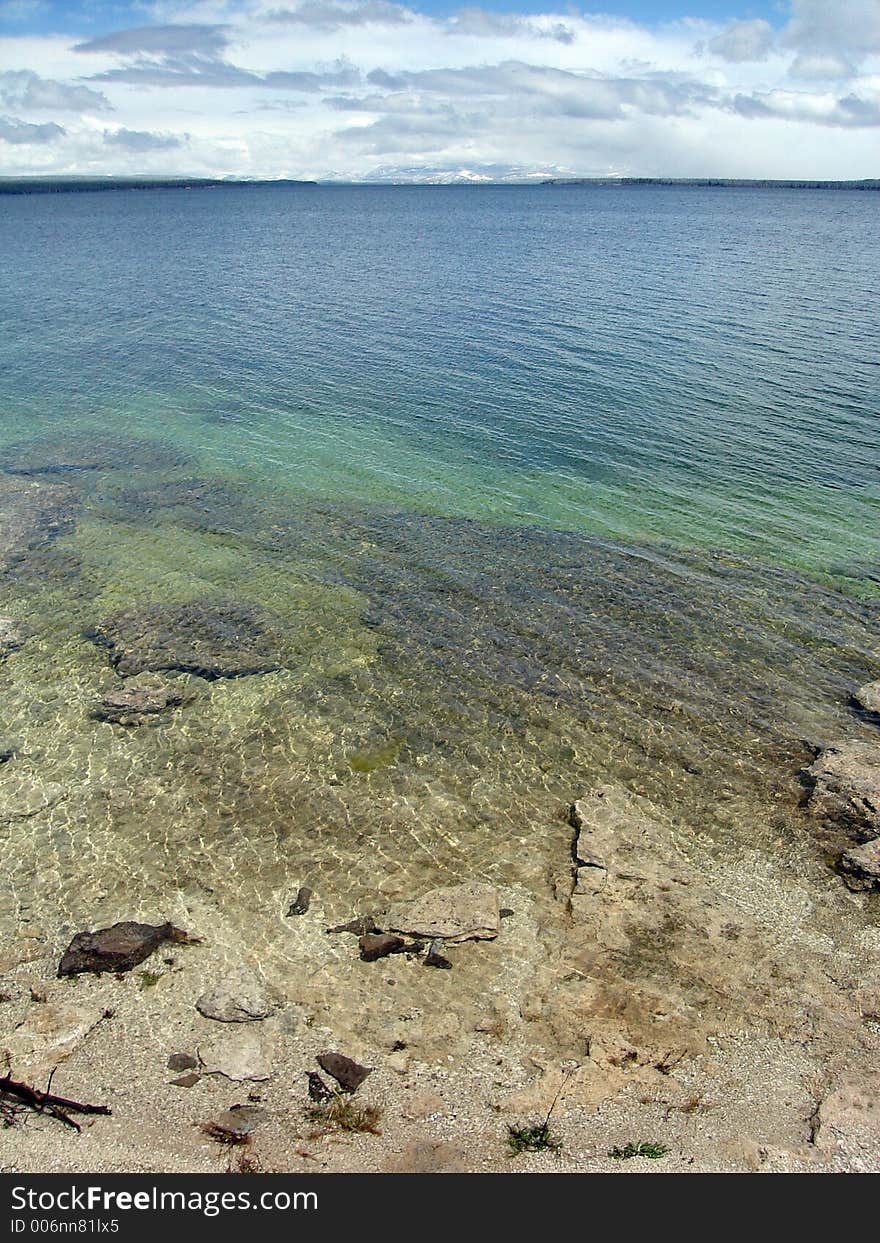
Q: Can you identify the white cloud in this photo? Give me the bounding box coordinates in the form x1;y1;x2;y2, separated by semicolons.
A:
0;1;879;179
708;19;774;63
0;113;64;143
103;125;187;150
0;69;111;111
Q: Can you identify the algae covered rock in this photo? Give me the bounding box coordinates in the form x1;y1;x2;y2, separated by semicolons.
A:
0;616;28;658
86;598;290;680
92;672;195;725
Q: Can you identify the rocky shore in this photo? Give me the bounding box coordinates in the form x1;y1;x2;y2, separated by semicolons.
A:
1;441;879;1173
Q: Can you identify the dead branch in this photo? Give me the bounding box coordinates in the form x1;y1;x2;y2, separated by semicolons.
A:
0;1073;112;1132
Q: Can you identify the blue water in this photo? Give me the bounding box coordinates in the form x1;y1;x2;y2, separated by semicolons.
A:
1;182;879;1004
1;184;877;583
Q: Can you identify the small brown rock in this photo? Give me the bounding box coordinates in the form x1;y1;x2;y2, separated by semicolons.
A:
424;939;452;970
316;1051;372;1094
359;932;405;962
168;1052;198;1072
326;916;380;935
287;886;312;916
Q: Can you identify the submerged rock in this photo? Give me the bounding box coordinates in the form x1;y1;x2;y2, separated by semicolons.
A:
6;1000;107;1079
839;839;880;891
196;979;277;1023
92;475;258;536
384;882;500;943
316;1051;372;1094
1;433;189;479
58;920;196;976
0;775;67;823
170;1072;200;1088
811;1078;880;1154
0;616;27;658
306;1071;333;1102
286;886;312;916
0;476;78;576
805;742;880;841
855;681;880;717
92;673;193;725
326;915;380;936
86;599;290;680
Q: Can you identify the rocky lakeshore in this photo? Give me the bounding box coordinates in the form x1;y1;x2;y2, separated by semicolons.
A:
1;438;879;1174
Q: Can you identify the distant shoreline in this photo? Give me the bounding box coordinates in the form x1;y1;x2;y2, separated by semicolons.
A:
0;176;318;196
1;174;878;196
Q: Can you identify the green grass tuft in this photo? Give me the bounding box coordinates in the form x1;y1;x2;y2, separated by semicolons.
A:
306;1092;382;1136
507;1122;562;1156
608;1141;669;1160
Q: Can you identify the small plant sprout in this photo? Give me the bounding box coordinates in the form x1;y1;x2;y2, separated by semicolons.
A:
608;1141;670;1160
506;1066;573;1157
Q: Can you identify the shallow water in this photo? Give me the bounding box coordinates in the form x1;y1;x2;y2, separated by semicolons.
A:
0;185;878;972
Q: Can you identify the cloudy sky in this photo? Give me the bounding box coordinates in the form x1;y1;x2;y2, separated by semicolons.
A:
1;0;878;179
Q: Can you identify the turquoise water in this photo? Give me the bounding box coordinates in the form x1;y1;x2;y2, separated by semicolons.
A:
0;184;878;969
1;184;877;585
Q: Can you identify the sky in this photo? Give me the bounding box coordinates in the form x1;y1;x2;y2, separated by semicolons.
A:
1;1;878;180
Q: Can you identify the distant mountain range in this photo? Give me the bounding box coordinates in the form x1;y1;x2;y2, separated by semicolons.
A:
1;174;877;195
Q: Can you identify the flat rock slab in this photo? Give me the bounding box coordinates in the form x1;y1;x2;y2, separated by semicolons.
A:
0;775;67;823
6;1001;106;1079
384;882;500;943
86;599;289;680
812;1079;880;1154
93;476;257;536
855;681;880;715
198;1032;273;1082
1;433;189;479
196;979;277;1023
93;673;193;725
839;838;880;891
0;476;78;569
58;920;194;976
805;741;880;840
316;1051;372;1094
